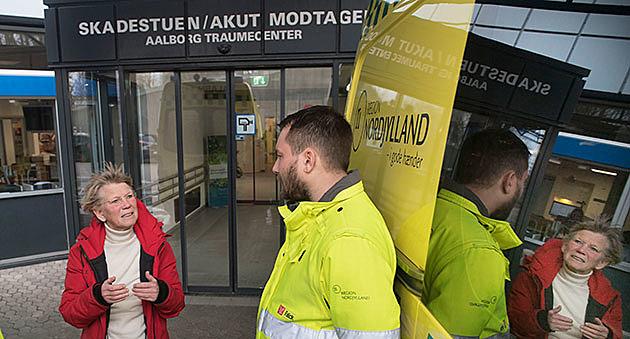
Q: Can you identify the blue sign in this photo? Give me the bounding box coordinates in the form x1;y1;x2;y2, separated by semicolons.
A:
553;133;630;169
0;74;55;97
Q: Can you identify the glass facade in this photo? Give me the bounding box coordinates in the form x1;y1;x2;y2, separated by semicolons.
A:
467;14;630;329
6;5;627;332
469;4;630;94
62;66;343;291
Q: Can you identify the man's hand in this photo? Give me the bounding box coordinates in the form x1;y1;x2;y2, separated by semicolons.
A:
101;276;129;304
581;318;609;339
132;271;160;302
548;305;573;332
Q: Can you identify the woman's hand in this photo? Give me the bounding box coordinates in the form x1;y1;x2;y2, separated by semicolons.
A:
132;271;160;302
101;276;129;304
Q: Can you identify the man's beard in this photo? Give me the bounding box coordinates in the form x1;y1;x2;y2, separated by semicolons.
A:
490;184;523;220
279;162;311;202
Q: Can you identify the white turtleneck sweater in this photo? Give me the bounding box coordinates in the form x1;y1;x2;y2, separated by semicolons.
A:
104;223;146;339
549;264;592;339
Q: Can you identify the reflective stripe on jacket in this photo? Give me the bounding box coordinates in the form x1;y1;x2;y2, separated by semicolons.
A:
256;180;400;338
423;188;522;338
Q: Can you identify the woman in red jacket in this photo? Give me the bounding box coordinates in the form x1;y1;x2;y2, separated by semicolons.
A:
59;163;185;339
508;221;623;339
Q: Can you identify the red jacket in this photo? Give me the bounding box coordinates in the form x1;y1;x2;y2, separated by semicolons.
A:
59;199;185;339
508;239;622;339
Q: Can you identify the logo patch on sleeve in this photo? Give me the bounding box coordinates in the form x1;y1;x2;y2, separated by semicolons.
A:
276;304;294;320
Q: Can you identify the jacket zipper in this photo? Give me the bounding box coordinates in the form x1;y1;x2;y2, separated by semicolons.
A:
79;245;109;339
148;241;164;338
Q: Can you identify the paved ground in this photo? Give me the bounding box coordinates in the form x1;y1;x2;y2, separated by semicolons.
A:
0;259;259;338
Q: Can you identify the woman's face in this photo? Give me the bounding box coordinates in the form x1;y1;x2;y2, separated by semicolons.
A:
562;230;609;274
93;183;138;231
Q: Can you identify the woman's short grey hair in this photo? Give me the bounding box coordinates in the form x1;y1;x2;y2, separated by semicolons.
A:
564;218;623;265
80;162;133;213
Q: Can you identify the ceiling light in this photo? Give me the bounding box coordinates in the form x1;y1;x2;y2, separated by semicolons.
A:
555;197;575;205
548;158;561;165
591;168;617;176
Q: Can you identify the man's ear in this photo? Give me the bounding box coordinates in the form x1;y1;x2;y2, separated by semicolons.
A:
501;170;518;195
301;148;317;174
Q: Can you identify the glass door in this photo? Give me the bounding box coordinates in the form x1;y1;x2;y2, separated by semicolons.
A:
68;71;119;229
180;71;230;288
234;70;281;289
120;66;336;292
127;72;185;279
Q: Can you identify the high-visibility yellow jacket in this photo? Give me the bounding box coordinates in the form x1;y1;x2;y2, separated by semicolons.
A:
256;178;400;339
423;186;522;338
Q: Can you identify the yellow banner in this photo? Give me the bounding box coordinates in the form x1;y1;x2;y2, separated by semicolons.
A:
346;1;474;337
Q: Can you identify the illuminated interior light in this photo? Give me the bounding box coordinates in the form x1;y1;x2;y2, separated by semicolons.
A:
591;168;617;176
554;197;575;205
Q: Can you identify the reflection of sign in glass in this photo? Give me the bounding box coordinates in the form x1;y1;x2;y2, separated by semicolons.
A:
236;114;256;134
251;75;268;87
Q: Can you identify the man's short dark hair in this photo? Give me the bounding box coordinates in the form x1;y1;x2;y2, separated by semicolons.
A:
455;128;530;187
279;105;352;172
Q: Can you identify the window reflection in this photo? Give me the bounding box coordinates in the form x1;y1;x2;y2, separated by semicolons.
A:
128;72;178;229
475;5;529;29
471;26;519;45
516;32;575;61
568;37;630;92
285;67;333;114
68;71;119;226
0;99;59;193
339;63;354;114
582;14;630;38
524;9;587;33
441;108;547;226
525;133;630;260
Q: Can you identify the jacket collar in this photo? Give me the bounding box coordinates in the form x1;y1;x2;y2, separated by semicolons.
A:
76;199;167;259
319;170;360;202
440;177;489;216
523;238;618;304
279;180;364;233
284;170;360;212
438;187;522;250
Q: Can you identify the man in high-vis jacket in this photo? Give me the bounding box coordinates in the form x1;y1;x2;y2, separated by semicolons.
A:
423;129;530;338
256;105;400;339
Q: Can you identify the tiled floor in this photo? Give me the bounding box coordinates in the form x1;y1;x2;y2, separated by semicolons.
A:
0;259;259;338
